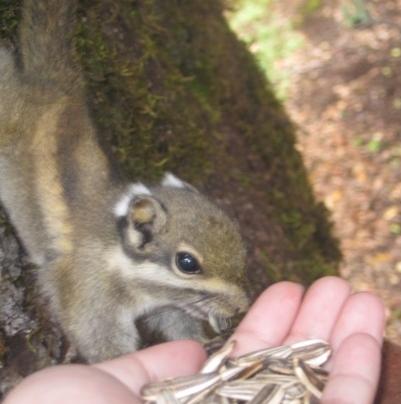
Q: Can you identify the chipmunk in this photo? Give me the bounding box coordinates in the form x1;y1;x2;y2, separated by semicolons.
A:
0;0;249;362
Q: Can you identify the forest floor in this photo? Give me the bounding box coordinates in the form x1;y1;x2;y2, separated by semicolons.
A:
273;0;401;343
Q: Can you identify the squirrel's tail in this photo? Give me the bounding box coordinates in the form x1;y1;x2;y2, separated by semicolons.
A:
19;0;80;87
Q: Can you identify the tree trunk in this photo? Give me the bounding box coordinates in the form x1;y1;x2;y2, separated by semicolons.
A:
0;0;340;396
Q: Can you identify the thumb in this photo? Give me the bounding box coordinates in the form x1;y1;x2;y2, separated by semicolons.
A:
94;340;207;395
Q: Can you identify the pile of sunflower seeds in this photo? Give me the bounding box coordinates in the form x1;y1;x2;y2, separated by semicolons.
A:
141;339;331;403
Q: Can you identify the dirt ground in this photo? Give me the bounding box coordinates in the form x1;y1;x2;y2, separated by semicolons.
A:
280;0;401;342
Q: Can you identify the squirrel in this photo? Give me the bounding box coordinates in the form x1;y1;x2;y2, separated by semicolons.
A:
0;0;249;362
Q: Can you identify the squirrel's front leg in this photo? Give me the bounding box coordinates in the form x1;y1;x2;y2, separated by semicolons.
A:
69;309;141;363
41;259;141;363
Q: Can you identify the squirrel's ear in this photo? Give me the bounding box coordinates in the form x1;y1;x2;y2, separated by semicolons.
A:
129;195;167;235
114;184;167;251
122;195;167;251
161;172;198;193
113;183;152;217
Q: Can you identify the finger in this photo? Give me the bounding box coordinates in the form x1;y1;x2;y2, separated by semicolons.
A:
285;276;351;343
322;333;382;404
330;292;385;351
4;365;139;404
95;340;206;395
322;293;384;403
231;282;304;355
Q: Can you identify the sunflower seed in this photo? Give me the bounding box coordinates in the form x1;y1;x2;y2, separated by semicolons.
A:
141;373;220;401
228;346;292;367
289;339;331;367
267;359;296;376
201;340;236;374
293;358;325;399
248;384;285;404
141;338;332;403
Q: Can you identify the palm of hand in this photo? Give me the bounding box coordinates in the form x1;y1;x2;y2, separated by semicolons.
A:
4;277;384;404
233;277;384;403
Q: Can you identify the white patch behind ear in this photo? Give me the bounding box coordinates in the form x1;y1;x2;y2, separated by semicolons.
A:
129;183;152;196
161;172;186;188
113;183;152;217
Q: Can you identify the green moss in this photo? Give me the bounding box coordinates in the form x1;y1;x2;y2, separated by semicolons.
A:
73;0;221;181
0;0;21;42
259;251;283;283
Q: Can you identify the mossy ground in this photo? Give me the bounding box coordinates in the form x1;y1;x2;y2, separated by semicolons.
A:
0;0;340;290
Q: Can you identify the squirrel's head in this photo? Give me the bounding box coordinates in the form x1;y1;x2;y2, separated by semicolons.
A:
112;173;248;334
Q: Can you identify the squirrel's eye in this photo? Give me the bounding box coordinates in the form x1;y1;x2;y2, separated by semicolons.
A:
175;252;202;274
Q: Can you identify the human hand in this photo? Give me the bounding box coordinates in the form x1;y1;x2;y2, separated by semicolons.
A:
232;276;385;403
3;339;206;404
4;276;384;404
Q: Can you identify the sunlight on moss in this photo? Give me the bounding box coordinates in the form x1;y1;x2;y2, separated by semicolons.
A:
226;0;303;99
